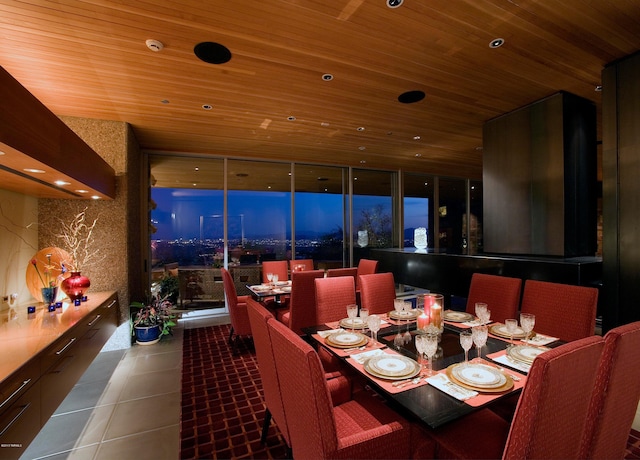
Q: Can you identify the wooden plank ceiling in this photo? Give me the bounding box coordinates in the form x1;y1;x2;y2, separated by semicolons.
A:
1;0;639;192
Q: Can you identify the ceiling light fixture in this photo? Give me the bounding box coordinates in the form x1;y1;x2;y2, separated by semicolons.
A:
387;0;403;8
145;39;164;52
287;116;296;121
398;90;425;103
76;189;89;194
595;85;603;92
24;168;45;174
415;153;422;157
489;38;504;48
357;127;365;132
54;180;70;186
358;146;366;150
194;42;232;64
160;99;170;104
322;73;334;81
413;135;421;140
202;104;213;110
91;195;101;200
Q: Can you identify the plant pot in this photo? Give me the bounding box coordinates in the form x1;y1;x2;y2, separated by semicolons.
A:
61;271;91;301
134;324;162;345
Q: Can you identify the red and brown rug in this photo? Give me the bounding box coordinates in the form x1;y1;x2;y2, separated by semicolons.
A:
179;324;640;460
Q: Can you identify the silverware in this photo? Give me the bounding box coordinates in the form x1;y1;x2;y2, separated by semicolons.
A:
497;366;522;381
392;376;421;388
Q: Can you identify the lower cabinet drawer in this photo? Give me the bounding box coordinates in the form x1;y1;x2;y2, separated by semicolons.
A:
0;380;41;460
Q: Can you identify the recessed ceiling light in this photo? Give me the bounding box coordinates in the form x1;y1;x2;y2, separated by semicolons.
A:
202;104;213;110
194;167;199;171
360;160;366;164
321;122;330;127
287;116;296;121
358;146;366;150
398;90;425;104
54;180;70;186
387;0;403;8
475;146;483;151
91;195;101;200
415;153;422;157
489;38;504;48
160;99;170;104
24;168;45;174
322;73;334;81
194;42;232;64
357;127;366;132
413;135;421;140
595;85;603;92
0;150;5;155
76;189;89;194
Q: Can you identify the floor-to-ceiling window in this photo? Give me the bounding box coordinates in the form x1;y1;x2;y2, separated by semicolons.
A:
403;173;435;249
438;177;467;253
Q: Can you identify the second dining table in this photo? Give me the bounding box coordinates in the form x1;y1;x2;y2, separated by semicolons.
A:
303;310;560;429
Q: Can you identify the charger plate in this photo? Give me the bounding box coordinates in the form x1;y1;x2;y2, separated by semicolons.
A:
325;331;368;348
339;317;367;329
364;354;420;380
507;344;550;364
489;323;528;339
443;311;475;323
446;363;514;393
389;309;420;320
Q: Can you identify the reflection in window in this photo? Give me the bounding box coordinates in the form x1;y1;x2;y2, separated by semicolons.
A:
403;173;434;249
439;177;466;253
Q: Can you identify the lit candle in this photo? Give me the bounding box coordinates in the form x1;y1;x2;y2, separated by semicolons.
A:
430;302;442;327
417;312;430;330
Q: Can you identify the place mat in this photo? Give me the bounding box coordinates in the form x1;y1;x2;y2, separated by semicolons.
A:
489;323;528;339
522;332;559;346
346;349;429;394
443;310;475;323
487;350;531;374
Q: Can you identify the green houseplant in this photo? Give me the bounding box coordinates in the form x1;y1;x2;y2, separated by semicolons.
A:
130;295;177;345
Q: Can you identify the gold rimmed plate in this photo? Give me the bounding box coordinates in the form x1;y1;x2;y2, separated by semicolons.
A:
339;317;367;329
489;323;529;339
325;331;368;348
443;310;475;323
364;354;420;380
507;344;550;364
446;364;514;393
389;309;420;320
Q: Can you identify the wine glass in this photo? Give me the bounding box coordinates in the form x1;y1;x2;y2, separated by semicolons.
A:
367;315;381;342
520;312;536;342
475;302;488;324
272;273;279;284
459;330;473;366
472;325;488;361
266;272;273;285
393;298;404;314
359;307;369;331
505;318;518;348
479;308;491;326
423;333;439;376
346;304;358;331
415;334;427;374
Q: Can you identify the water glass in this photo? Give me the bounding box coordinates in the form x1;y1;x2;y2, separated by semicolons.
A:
359;308;369;330
505;318;518;347
472;325;488;361
475;302;488;323
459;330;473;365
367;315;381;342
393;298;404;313
346;304;358;330
424;333;439;376
520;312;536;342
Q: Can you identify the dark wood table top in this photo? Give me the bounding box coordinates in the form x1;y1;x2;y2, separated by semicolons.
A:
304;320;539;429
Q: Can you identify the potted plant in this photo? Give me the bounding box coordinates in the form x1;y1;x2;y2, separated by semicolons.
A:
159;273;179;304
130;295;177;345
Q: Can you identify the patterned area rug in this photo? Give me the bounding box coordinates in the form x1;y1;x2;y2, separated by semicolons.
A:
179;324;640;460
180;324;289;459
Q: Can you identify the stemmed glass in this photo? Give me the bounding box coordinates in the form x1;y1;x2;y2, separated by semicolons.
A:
505;318;518;348
479;308;491;326
266;272;273;286
393;299;404;315
359;308;369;331
346;304;358;331
475;302;488;324
415;334;427;374
367;315;381;342
272;273;279;284
423;333;439;376
459;330;473;366
472;325;488;361
520;313;536;343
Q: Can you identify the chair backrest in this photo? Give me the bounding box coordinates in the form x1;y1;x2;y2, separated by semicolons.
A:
246;298;290;444
359;272;396;315
261;260;289;283
356;259;379;289
288;269;325;334
326;267;357;279
289;259;314;272
520;279;598;342
579;321;640;459
221;267;251;336
315;276;356;324
503;335;604;460
268;317;339;459
465;273;522;324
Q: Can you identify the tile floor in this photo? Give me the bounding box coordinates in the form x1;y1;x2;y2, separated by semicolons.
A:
21;311;640;459
22;311;229;460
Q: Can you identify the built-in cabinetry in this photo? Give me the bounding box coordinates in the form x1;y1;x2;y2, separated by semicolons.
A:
0;292;118;459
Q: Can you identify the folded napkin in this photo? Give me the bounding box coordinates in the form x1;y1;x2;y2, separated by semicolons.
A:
523;333;559;346
491;353;531;373
426;373;478;401
317;328;344;338
350;348;385;365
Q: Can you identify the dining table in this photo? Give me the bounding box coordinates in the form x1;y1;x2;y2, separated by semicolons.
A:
246;280;292;305
303;311;561;429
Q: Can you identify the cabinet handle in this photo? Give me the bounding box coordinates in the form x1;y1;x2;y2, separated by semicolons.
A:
55;337;77;355
0;402;31;437
106;300;117;309
87;314;102;326
0;379;31;411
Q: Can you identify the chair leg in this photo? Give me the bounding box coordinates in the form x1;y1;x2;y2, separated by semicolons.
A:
261;408;272;444
228;326;235;344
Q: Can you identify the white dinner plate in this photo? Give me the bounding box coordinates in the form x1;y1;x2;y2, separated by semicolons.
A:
443;311;475;323
339;317;367;329
364;354;420;379
450;363;506;388
507;344;550;364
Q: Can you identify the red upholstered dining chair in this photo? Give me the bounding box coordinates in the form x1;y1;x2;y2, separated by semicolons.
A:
326;267;357;279
289;258;314;272
465;273;522;324
279;269;325;334
520;279;598;342
355;258;379;290
359;272;396;315
261;260;289;283
267;316;414;460
314;276;357;325
221;267;251;353
579;321;640;459
431;335;605;459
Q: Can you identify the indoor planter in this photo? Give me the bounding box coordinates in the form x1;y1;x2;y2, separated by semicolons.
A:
130;295;177;345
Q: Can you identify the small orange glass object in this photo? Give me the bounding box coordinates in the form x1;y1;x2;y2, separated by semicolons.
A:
417;312;430;330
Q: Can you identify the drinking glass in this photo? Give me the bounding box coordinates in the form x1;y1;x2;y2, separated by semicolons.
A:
423;333;439;376
479;308;491;326
266;272;273;285
359;308;369;331
346;304;358;330
393;298;404;314
472;325;488;361
415;334;427;374
459;330;473;366
367;315;381;342
505;318;518;348
520;312;536;342
475;302;488;323
272;273;279;284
